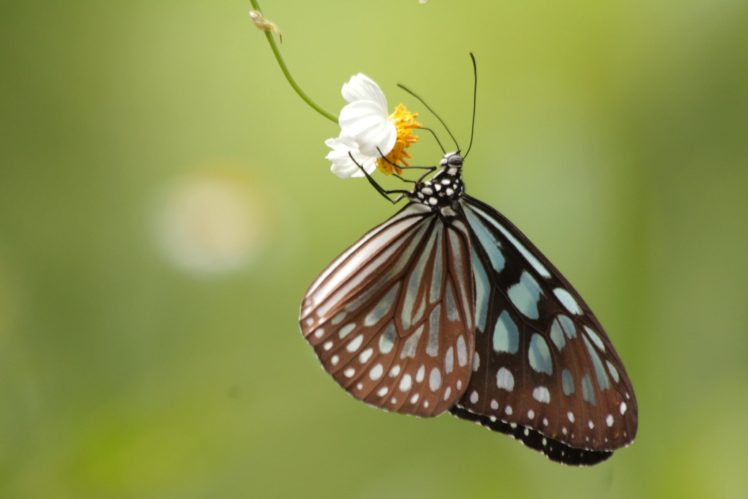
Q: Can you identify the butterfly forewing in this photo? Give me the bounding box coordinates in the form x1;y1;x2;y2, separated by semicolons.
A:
450;196;637;464
300;203;476;416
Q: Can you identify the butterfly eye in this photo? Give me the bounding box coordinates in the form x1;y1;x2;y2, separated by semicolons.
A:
447;154;463;167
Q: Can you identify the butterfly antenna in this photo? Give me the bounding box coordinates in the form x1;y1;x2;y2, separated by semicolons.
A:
420;127;446;154
397;83;461;153
464;53;478;159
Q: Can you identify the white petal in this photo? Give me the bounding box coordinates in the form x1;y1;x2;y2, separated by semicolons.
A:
325;136;377;179
367;122;396;157
339;101;396;157
339;100;387;133
341;73;388;113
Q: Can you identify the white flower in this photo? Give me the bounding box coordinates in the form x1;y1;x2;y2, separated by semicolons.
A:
339;74;397;156
324;135;377;179
325;74;397;179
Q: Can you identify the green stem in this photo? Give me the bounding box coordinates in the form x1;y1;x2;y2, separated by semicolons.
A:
248;0;337;123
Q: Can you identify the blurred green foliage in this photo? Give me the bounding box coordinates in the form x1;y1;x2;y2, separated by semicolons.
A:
1;0;747;497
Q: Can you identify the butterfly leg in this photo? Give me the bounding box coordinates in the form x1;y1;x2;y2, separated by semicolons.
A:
392;173;417;184
392;167;437;185
348;153;411;204
376;147;437;185
412;166;437;183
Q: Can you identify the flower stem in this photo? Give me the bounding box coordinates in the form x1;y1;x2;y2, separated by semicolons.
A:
248;0;337;123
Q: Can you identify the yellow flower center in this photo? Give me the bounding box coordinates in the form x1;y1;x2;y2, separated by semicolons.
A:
377;104;421;175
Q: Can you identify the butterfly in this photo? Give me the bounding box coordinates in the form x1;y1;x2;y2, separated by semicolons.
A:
298;58;637;465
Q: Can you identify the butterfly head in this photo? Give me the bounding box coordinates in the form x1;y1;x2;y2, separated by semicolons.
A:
440;151;464;175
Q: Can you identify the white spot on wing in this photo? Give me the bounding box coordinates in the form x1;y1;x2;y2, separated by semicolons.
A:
445;346;454;374
528;334;553;374
400;325;424;359
562;369;575;395
359;348;373;363
582;374;596;405
532;386;551;404
456;336;468;367
606;360;620;383
493;311;519;353
584;325;606;351
346;334;364;352
549;317;566;350
496;367;515;391
429;368;442;391
426;304;441;357
338;323;356;339
378;323;396;353
554;288;582;315
508;271;542;319
399;374;413;392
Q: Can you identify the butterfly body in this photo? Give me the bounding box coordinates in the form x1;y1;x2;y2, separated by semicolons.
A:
412;153;466;212
299;152;637;466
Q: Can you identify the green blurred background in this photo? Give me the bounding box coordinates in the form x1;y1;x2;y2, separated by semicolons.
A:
1;0;747;497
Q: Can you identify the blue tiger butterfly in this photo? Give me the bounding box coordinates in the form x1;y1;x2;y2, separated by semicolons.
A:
298;56;637;466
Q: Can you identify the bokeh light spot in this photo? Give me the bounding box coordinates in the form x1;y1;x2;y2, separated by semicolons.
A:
153;169;268;276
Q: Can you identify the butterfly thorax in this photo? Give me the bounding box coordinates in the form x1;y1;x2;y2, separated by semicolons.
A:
412;152;465;214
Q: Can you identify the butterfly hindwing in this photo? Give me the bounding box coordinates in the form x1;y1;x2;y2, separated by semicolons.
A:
300;203;476;417
450;195;637;464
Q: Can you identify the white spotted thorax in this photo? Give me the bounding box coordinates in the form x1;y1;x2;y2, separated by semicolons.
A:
413;152;465;215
